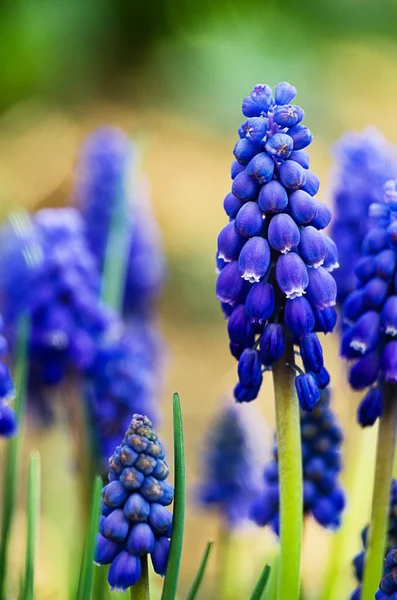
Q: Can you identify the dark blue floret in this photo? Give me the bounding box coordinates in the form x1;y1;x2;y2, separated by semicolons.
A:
216;81;338;408
351;481;397;599
96;414;173;591
251;388;344;532
198;402;264;526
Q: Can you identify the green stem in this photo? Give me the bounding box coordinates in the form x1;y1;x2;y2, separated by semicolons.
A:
219;523;232;600
272;337;302;600
131;556;150;600
20;452;41;600
0;314;30;600
361;385;397;600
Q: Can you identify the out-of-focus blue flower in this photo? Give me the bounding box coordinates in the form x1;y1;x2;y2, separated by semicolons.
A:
198;401;267;526
96;414;173;592
351;480;397;600
86;318;163;467
74;127;165;316
0;208;115;418
216;81;338;409
331;128;397;302
340;179;397;426
375;548;397;599
251;387;345;532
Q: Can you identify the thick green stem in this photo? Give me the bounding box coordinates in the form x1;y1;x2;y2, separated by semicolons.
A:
219;523;233;600
131;556;150;600
361;385;397;600
273;338;302;600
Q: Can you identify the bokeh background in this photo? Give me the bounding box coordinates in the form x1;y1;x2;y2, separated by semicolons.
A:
1;0;397;598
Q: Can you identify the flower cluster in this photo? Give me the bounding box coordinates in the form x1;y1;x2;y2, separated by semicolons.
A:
75;127;165;317
86;318;163;467
251;388;344;532
375;548;397;600
216;81;337;410
351;480;397;600
198;402;266;526
340;179;397;426
331;128;396;303
95;415;173;592
0;318;16;436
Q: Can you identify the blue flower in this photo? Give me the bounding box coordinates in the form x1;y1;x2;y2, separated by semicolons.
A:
86;318;163;466
375;548;397;599
351;480;397;599
75;127;165;317
216;81;338;409
198;402;266;526
331;128;397;303
341;179;397;426
96;414;173;592
251;388;345;532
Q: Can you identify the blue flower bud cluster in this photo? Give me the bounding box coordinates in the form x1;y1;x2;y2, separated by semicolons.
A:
86;318;162;466
331;128;396;303
351;480;397;600
375;548;397;600
75;127;165;317
340;179;397;426
198;402;265;526
251;388;344;532
0;315;16;436
95;414;173;592
216;81;337;409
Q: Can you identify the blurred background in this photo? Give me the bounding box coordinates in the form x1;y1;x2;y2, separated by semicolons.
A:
1;0;397;597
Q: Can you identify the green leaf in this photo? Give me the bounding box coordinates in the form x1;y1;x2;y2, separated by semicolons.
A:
19;452;41;600
0;313;30;600
250;565;271;600
161;393;186;600
76;475;103;600
186;541;213;600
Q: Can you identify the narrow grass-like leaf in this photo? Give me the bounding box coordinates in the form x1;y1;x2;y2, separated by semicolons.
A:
186;541;213;600
20;452;41;600
250;565;271;600
161;393;186;600
76;476;102;600
0;314;30;600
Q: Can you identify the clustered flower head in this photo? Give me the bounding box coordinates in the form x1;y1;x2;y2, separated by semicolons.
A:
0;317;16;437
75;127;165;317
95;414;173;592
351;480;397;600
216;81;338;410
86;318;163;467
340;179;397;426
331;128;396;303
375;548;397;600
251;387;344;532
198;402;266;526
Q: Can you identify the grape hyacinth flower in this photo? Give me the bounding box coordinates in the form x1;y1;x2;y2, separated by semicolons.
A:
340;174;397;599
86;318;163;467
351;481;397;600
0;320;16;437
198;401;266;526
375;548;397;600
75;127;165;316
216;81;337;410
95;414;173;592
331;128;396;302
251;387;344;532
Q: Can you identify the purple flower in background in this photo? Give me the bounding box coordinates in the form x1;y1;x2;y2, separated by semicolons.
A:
86;318;163;467
74;127;165;317
251;387;345;532
95;414;173;592
0;320;16;437
351;481;397;600
340;179;397;426
331;128;396;303
375;548;397;599
198;401;267;526
216;81;338;409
